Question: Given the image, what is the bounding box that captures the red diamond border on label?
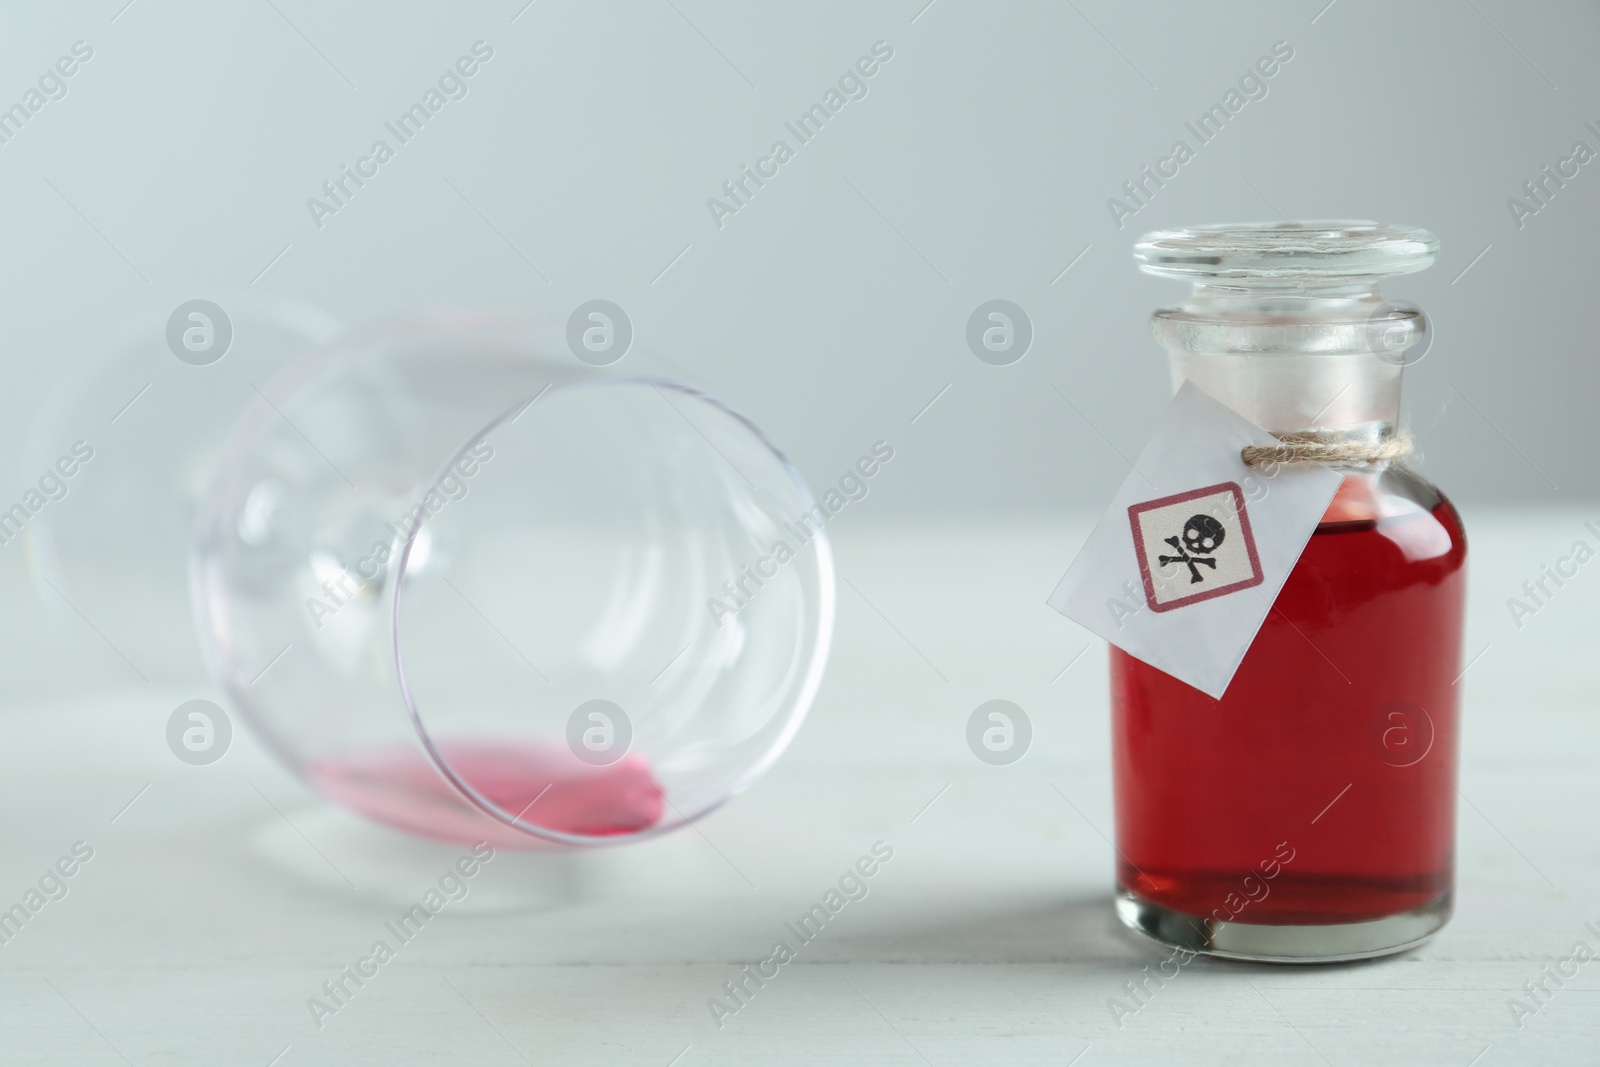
[1127,480,1265,613]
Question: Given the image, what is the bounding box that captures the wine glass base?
[1115,888,1452,963]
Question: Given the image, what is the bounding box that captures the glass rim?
[1135,220,1439,282]
[389,374,837,848]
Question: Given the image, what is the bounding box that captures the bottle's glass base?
[1115,888,1452,963]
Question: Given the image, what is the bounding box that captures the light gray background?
[8,0,1596,690]
[3,0,1595,520]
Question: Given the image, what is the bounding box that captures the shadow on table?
[245,802,591,913]
[822,892,1153,965]
[244,799,752,914]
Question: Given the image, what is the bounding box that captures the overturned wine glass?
[192,309,834,848]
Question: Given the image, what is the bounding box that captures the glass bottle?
[1113,222,1466,962]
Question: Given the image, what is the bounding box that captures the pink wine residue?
[310,739,665,848]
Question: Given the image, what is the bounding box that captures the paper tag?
[1047,382,1343,698]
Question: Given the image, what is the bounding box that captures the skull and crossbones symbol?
[1159,513,1226,584]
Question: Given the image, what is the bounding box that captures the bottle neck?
[1152,281,1413,439]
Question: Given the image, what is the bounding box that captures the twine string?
[1241,432,1412,468]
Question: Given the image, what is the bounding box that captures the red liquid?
[1111,470,1466,924]
[310,739,665,849]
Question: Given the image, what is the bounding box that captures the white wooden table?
[0,508,1594,1065]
